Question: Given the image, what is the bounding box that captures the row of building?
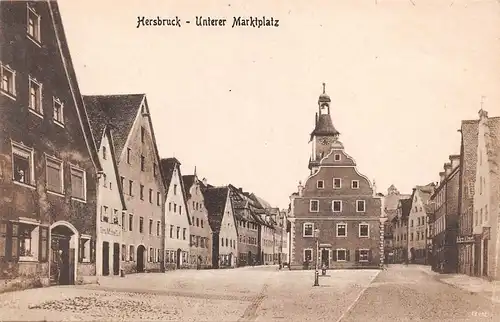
[384,108,500,280]
[0,1,288,292]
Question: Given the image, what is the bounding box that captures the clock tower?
[308,83,340,172]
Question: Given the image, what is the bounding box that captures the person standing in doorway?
[56,250,63,283]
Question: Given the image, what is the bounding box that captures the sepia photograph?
[0,0,499,321]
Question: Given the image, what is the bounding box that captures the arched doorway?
[50,222,78,285]
[176,249,182,269]
[136,245,146,272]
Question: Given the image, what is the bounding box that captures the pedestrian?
[197,255,202,270]
[56,250,63,283]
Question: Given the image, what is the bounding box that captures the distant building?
[430,157,460,273]
[183,172,212,269]
[203,187,238,268]
[392,198,411,263]
[408,183,435,265]
[383,185,410,264]
[0,1,101,290]
[161,158,191,270]
[289,85,383,270]
[472,110,500,279]
[457,119,478,276]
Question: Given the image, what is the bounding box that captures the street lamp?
[313,228,320,287]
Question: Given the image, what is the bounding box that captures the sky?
[57,0,500,209]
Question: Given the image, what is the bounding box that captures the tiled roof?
[310,114,340,140]
[182,175,196,199]
[160,157,191,225]
[83,94,144,157]
[415,183,436,213]
[400,198,412,219]
[202,187,229,233]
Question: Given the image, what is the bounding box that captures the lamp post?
[313,228,320,286]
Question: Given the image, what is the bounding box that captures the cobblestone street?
[0,265,499,321]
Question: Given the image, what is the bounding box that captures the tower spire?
[194,165,197,176]
[322,82,326,94]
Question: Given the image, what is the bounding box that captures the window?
[334,154,341,161]
[29,77,42,115]
[45,156,63,194]
[149,189,153,203]
[122,213,126,231]
[156,221,160,236]
[127,148,131,164]
[332,200,342,212]
[336,223,347,237]
[410,219,414,227]
[359,224,369,237]
[303,223,313,237]
[333,178,341,189]
[1,64,16,98]
[317,180,324,189]
[176,226,180,239]
[170,225,173,238]
[309,200,319,212]
[140,184,144,200]
[141,127,145,143]
[304,249,313,262]
[174,184,178,195]
[128,180,133,196]
[70,166,86,201]
[140,155,145,171]
[149,219,153,235]
[410,232,414,241]
[12,142,34,186]
[139,217,144,233]
[336,249,347,261]
[485,205,488,222]
[120,176,124,190]
[149,248,153,262]
[358,249,369,262]
[128,214,133,231]
[153,163,157,176]
[157,192,160,206]
[53,97,64,125]
[201,219,204,228]
[183,228,186,240]
[356,200,366,212]
[102,173,107,188]
[102,146,107,160]
[129,245,135,261]
[174,204,177,213]
[27,5,41,43]
[196,218,199,227]
[180,206,182,215]
[121,244,126,261]
[351,180,359,189]
[191,216,194,225]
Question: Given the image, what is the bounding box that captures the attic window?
[334,154,341,161]
[141,127,145,143]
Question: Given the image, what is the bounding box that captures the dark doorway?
[474,241,481,276]
[102,242,110,276]
[321,249,329,268]
[113,243,120,275]
[137,245,145,272]
[410,248,416,263]
[248,251,252,266]
[50,225,75,285]
[176,249,182,269]
[483,240,488,276]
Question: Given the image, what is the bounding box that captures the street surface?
[0,265,498,321]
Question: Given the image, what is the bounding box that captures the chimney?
[439,172,446,183]
[449,154,460,170]
[298,181,304,197]
[444,163,452,176]
[202,178,207,186]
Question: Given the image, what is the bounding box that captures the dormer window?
[334,154,341,161]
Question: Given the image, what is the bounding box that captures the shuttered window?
[70,167,85,200]
[46,158,63,193]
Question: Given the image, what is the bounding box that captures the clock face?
[319,137,330,145]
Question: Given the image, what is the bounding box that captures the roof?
[83,94,145,156]
[160,158,181,191]
[202,187,230,233]
[182,175,196,199]
[105,128,128,211]
[310,114,340,139]
[400,198,412,219]
[48,2,102,172]
[414,183,436,213]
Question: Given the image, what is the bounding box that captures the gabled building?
[392,198,411,263]
[472,110,500,279]
[85,107,127,277]
[430,157,460,273]
[203,187,238,268]
[161,158,191,270]
[0,1,102,290]
[383,185,410,264]
[228,185,260,267]
[407,183,435,265]
[84,94,165,274]
[289,85,383,270]
[457,119,479,276]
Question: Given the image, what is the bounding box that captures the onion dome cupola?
[309,83,340,142]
